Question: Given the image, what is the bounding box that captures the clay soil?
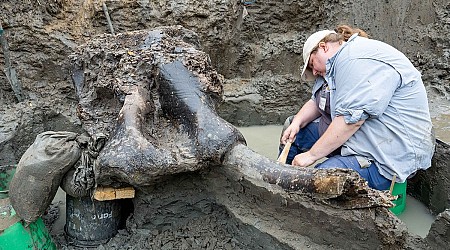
[2,1,450,249]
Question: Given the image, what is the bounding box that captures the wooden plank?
[93,186,135,201]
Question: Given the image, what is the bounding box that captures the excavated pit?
[1,1,450,249]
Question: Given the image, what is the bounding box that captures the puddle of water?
[238,125,282,161]
[237,125,436,238]
[397,196,435,238]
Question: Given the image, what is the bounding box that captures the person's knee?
[285,115,294,126]
[315,156,353,170]
[366,165,391,190]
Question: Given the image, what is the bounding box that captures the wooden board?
[93,186,135,201]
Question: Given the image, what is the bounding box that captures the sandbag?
[60,133,106,198]
[60,168,89,198]
[9,131,86,223]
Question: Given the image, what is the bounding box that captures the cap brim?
[300,55,316,82]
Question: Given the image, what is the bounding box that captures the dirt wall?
[1,1,450,249]
[1,0,449,131]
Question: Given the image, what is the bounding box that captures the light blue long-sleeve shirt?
[324,34,435,182]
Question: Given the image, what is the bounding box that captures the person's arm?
[281,99,321,144]
[292,116,364,167]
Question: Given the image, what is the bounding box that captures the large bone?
[223,144,392,208]
[96,61,245,186]
[95,85,177,186]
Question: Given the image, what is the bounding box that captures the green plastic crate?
[389,180,407,215]
[0,217,56,250]
[0,165,57,250]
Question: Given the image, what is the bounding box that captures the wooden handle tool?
[277,141,292,164]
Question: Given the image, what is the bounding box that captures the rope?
[71,134,106,196]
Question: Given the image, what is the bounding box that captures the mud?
[1,1,450,158]
[40,170,401,250]
[1,0,450,249]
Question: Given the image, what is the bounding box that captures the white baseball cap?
[301,30,336,81]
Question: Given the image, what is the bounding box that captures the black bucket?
[64,194,124,247]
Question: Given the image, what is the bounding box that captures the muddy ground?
[1,1,449,158]
[1,0,450,249]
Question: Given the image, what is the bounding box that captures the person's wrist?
[306,150,318,162]
[292,120,303,129]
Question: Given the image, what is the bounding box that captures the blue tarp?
[0,28,3,36]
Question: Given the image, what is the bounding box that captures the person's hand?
[281,124,299,144]
[292,152,316,167]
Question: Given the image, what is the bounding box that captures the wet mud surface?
[1,1,450,249]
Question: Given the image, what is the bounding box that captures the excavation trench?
[1,1,450,250]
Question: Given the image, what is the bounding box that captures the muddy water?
[237,125,436,238]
